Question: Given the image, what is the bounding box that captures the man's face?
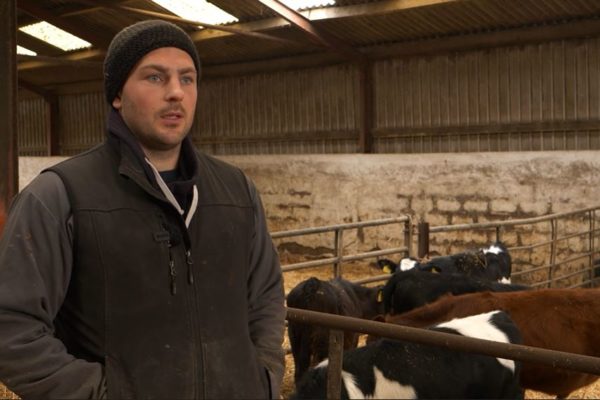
[112,47,198,154]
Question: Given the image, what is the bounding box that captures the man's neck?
[143,145,181,172]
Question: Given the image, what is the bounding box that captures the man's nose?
[165,79,184,101]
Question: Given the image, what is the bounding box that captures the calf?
[286,277,383,384]
[420,242,513,283]
[382,269,530,315]
[376,257,418,273]
[386,288,600,398]
[377,242,513,283]
[292,311,524,399]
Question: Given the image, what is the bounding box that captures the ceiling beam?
[17,0,112,49]
[194,0,457,42]
[80,1,309,48]
[257,0,366,64]
[18,78,55,99]
[300,0,457,20]
[17,30,64,56]
[17,48,104,71]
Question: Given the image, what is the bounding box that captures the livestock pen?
[276,204,600,398]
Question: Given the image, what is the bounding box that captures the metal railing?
[272,216,412,281]
[422,205,600,288]
[279,206,600,397]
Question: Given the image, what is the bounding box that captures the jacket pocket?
[202,333,268,399]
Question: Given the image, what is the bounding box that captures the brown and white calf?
[386,288,600,398]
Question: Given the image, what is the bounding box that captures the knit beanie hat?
[103,19,201,104]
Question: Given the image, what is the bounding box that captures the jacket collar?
[106,107,200,219]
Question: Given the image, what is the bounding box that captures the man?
[0,20,285,399]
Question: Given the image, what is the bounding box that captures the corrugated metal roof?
[14,0,600,91]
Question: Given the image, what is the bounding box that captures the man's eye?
[147,74,162,83]
[181,76,195,85]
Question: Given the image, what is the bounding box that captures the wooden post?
[0,0,18,234]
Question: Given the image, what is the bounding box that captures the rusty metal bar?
[429,206,600,233]
[326,329,344,399]
[333,228,343,277]
[404,218,413,257]
[589,210,595,286]
[352,273,393,285]
[516,252,597,276]
[280,246,408,272]
[548,218,558,288]
[272,216,409,238]
[0,0,18,235]
[286,307,600,376]
[506,229,600,252]
[417,221,429,258]
[281,257,339,272]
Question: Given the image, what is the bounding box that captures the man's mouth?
[162,111,183,120]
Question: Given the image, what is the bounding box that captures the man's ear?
[112,93,122,110]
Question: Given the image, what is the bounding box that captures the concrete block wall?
[19,151,600,285]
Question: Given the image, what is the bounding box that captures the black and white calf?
[291,311,524,399]
[419,242,513,283]
[286,277,384,384]
[376,257,418,274]
[379,242,513,283]
[382,268,530,315]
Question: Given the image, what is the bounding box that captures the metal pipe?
[286,307,600,376]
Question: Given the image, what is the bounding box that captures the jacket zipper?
[186,249,194,285]
[168,241,177,295]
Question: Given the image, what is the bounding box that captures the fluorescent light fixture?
[152,0,238,26]
[19,22,91,52]
[280,0,336,10]
[17,46,37,56]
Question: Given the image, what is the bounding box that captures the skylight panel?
[152,0,239,26]
[17,46,37,56]
[280,0,336,10]
[19,22,91,52]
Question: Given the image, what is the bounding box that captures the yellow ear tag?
[432,267,440,274]
[383,266,392,274]
[377,290,383,303]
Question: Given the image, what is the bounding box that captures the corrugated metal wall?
[17,98,47,156]
[373,37,600,152]
[16,36,600,156]
[193,65,360,154]
[59,92,108,156]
